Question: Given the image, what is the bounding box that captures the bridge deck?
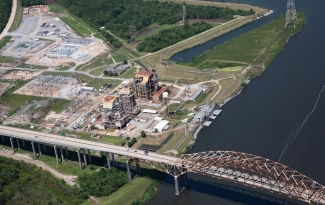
[0,125,178,164]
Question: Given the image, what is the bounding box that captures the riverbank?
[185,13,306,144]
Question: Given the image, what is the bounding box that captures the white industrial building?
[153,120,169,132]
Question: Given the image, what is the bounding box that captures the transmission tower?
[285,0,298,27]
[129,25,138,44]
[183,3,188,24]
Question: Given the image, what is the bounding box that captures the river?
[148,0,325,204]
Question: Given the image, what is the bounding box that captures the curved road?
[0,0,17,40]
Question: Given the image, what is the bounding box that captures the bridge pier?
[43,143,46,153]
[54,145,59,164]
[111,153,115,167]
[60,146,64,161]
[37,142,41,156]
[87,149,91,164]
[136,163,141,174]
[77,150,82,170]
[65,147,68,157]
[174,176,180,195]
[126,160,132,182]
[106,152,111,169]
[1,135,4,142]
[10,137,15,153]
[22,139,25,147]
[82,149,87,167]
[31,142,36,158]
[16,138,20,150]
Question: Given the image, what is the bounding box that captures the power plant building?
[102,96,128,129]
[132,70,159,100]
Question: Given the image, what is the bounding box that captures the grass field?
[78,57,114,71]
[120,67,137,78]
[186,12,306,69]
[0,56,17,63]
[8,0,22,32]
[100,135,124,146]
[112,54,129,63]
[158,129,186,154]
[219,66,244,72]
[89,67,106,76]
[60,16,92,37]
[0,36,11,48]
[19,63,48,69]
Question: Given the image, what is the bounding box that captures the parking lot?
[13,17,39,35]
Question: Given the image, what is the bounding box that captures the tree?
[113,72,118,76]
[108,71,113,76]
[121,141,126,146]
[103,70,109,75]
[141,131,146,138]
[90,125,95,130]
[123,60,128,64]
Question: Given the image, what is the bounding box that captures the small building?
[153,120,169,132]
[23,8,29,15]
[82,87,95,92]
[142,109,157,114]
[153,86,169,102]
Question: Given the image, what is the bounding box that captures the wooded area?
[0,157,88,204]
[78,168,128,197]
[138,22,212,52]
[0,0,12,34]
[21,0,46,7]
[55,0,255,40]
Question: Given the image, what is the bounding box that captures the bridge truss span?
[176,151,325,204]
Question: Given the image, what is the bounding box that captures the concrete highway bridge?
[1,125,325,204]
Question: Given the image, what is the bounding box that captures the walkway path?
[0,0,17,40]
[0,150,77,185]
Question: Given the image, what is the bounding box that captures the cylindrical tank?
[163,92,168,98]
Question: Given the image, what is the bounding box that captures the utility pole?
[183,3,188,24]
[285,0,298,27]
[129,25,138,44]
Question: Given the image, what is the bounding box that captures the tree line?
[78,168,128,197]
[0,156,88,204]
[55,0,255,41]
[138,22,212,52]
[21,0,46,7]
[0,0,12,34]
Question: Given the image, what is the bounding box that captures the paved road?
[0,125,178,164]
[0,0,17,39]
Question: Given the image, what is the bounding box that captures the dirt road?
[0,150,77,185]
[0,0,17,40]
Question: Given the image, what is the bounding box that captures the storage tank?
[163,92,168,99]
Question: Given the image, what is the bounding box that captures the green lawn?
[158,129,186,154]
[112,54,129,63]
[120,67,137,78]
[8,0,22,32]
[219,66,244,72]
[19,63,48,69]
[55,66,71,70]
[0,36,12,49]
[100,135,124,146]
[60,16,91,37]
[0,56,17,63]
[86,78,122,89]
[89,67,106,76]
[185,12,306,69]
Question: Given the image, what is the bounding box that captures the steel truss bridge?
[129,151,325,204]
[1,126,325,204]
